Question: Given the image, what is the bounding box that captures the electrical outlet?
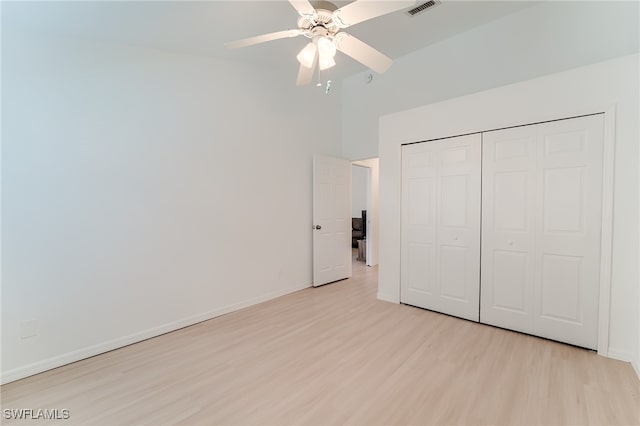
[20,319,39,339]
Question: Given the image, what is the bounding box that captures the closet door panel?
[401,134,481,322]
[534,115,603,349]
[402,146,438,300]
[436,136,482,320]
[481,127,537,334]
[482,114,603,349]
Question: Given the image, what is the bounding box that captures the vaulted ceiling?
[3,1,536,80]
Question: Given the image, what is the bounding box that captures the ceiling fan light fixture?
[297,42,317,68]
[317,36,337,70]
[318,53,336,70]
[317,36,337,58]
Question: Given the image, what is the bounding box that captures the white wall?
[342,1,639,160]
[1,32,342,383]
[353,159,379,267]
[351,165,368,218]
[378,54,639,373]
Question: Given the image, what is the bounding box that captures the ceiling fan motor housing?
[298,5,340,37]
[310,0,338,12]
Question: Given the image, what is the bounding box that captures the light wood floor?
[2,253,639,425]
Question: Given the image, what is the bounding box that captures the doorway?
[351,159,379,267]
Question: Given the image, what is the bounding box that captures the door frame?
[597,105,616,357]
[396,106,616,357]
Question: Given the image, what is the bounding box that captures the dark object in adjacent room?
[352,210,367,247]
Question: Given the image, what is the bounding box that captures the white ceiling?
[3,1,537,80]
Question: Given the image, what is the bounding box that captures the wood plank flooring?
[2,253,639,425]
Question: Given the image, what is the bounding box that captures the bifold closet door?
[401,134,481,322]
[481,114,604,349]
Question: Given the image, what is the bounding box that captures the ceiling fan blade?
[334,32,392,74]
[296,51,318,86]
[333,0,416,28]
[225,29,303,49]
[288,0,316,17]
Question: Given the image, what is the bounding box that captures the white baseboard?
[607,347,639,380]
[0,282,311,385]
[607,348,632,363]
[607,348,640,381]
[377,292,398,304]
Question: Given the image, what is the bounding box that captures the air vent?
[406,0,441,16]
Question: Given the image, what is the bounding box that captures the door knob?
[315,225,322,230]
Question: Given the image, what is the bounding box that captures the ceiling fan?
[226,0,416,85]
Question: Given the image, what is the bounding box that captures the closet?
[400,114,604,349]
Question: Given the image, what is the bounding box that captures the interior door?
[481,114,604,349]
[401,134,482,321]
[313,155,352,287]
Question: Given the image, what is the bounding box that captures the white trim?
[377,292,399,304]
[0,282,311,385]
[597,105,616,357]
[607,348,640,379]
[607,348,633,363]
[597,348,640,381]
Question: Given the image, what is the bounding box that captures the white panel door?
[401,134,481,321]
[313,155,352,287]
[481,114,604,349]
[481,126,537,335]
